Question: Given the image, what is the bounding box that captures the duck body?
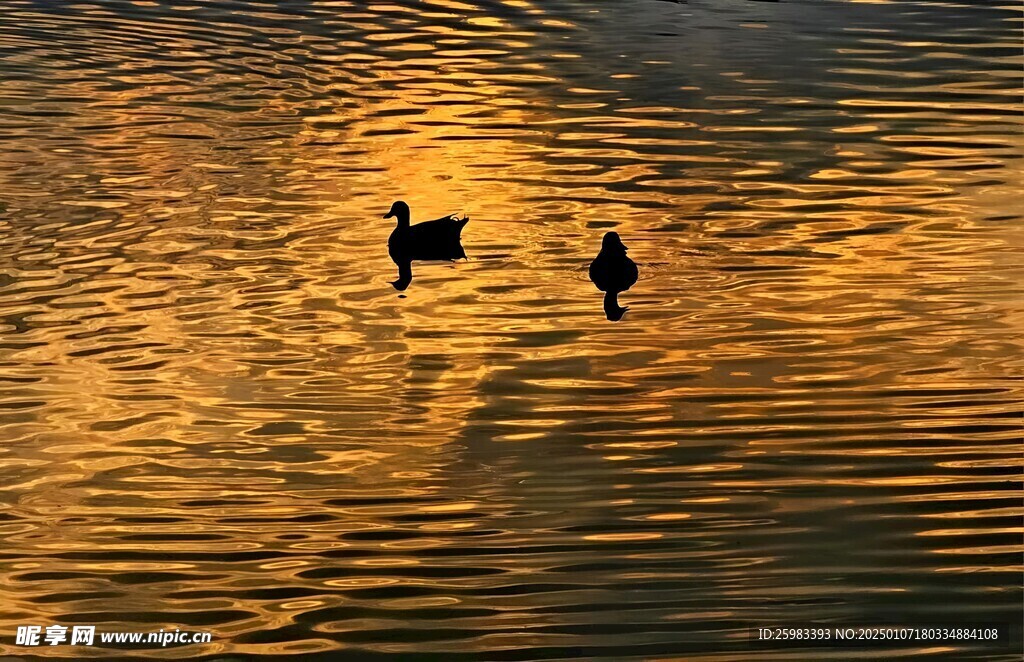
[589,232,638,294]
[384,201,468,290]
[388,213,469,263]
[589,231,638,321]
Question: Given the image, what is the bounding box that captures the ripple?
[0,0,1020,658]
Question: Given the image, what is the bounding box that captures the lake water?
[0,0,1021,659]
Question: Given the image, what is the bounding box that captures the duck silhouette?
[384,200,469,291]
[589,231,638,321]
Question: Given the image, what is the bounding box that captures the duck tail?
[453,215,469,241]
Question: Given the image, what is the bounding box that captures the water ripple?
[0,0,1021,658]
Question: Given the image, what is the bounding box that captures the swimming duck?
[589,231,638,321]
[384,201,468,290]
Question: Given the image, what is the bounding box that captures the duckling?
[589,231,638,321]
[384,201,469,290]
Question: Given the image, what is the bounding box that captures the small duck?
[589,231,638,321]
[384,200,469,291]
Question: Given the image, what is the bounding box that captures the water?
[0,0,1021,658]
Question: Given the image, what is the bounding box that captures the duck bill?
[383,210,394,219]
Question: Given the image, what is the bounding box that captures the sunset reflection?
[0,0,1021,658]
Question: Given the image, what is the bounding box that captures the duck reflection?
[384,201,469,291]
[589,232,638,321]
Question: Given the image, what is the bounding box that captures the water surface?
[0,0,1021,659]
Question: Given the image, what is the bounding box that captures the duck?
[589,231,638,321]
[384,201,469,291]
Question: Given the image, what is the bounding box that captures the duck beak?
[383,209,394,219]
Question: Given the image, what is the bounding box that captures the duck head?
[602,231,627,253]
[384,200,411,224]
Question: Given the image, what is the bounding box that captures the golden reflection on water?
[0,0,1022,658]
